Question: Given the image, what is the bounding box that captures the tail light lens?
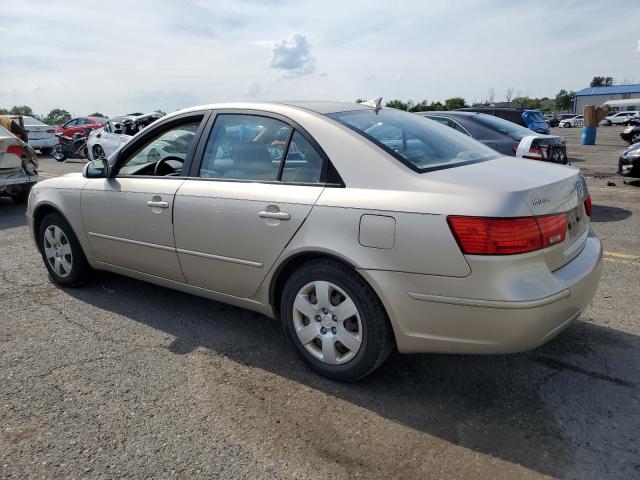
[448,213,568,255]
[46,129,54,134]
[522,142,547,161]
[584,194,592,216]
[7,145,24,157]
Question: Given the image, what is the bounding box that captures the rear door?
[173,111,328,297]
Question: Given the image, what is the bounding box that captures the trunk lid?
[425,157,589,270]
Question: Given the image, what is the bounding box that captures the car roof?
[417,111,482,118]
[169,101,375,119]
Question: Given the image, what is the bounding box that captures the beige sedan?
[27,101,603,380]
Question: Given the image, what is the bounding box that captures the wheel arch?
[32,202,73,251]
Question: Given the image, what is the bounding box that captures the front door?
[81,114,207,281]
[173,113,326,297]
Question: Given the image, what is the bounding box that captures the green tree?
[89,112,106,117]
[0,107,8,115]
[9,105,34,116]
[444,97,466,110]
[555,90,575,111]
[385,99,409,111]
[590,76,613,87]
[43,108,72,125]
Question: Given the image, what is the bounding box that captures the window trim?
[188,109,344,187]
[109,110,211,179]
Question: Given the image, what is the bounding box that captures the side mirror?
[83,158,109,178]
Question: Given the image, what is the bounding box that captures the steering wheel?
[153,156,184,176]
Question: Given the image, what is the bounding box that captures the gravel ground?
[1,126,638,479]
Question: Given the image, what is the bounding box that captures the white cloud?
[269,33,315,76]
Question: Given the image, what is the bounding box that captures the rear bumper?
[28,138,57,149]
[361,230,603,354]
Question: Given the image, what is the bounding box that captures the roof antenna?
[359,97,383,113]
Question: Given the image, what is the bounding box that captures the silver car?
[27,101,603,381]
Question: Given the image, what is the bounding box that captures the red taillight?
[47,129,54,134]
[7,145,24,157]
[522,143,546,161]
[447,213,567,255]
[512,145,518,154]
[584,194,592,216]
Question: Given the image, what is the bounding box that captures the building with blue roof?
[574,84,640,113]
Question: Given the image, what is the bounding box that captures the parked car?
[600,111,639,126]
[456,107,550,134]
[54,116,107,139]
[618,143,640,178]
[620,123,640,144]
[87,112,164,160]
[559,115,584,128]
[9,115,56,154]
[545,115,560,127]
[0,124,38,203]
[27,101,602,381]
[417,111,568,163]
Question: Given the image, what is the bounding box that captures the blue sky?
[0,0,638,117]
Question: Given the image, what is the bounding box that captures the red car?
[54,116,107,138]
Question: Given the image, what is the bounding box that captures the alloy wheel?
[292,281,363,365]
[43,225,73,278]
[632,133,640,144]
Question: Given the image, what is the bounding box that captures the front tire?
[93,144,106,160]
[52,144,67,162]
[631,132,640,144]
[39,147,52,155]
[37,212,91,286]
[280,259,394,381]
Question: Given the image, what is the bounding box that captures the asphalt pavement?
[1,126,638,479]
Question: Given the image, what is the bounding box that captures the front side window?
[65,119,78,127]
[329,109,498,172]
[117,120,201,176]
[199,114,292,181]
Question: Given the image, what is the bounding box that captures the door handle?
[258,211,291,220]
[147,200,169,209]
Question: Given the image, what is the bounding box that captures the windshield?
[469,113,533,139]
[327,108,498,172]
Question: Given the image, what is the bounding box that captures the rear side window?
[199,114,291,181]
[198,114,326,184]
[281,132,323,183]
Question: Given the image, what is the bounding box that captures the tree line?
[0,105,105,125]
[360,76,627,113]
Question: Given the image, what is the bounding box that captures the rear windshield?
[469,113,533,139]
[327,108,499,172]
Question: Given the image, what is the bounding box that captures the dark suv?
[456,107,550,134]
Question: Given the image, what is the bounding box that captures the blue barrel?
[581,126,597,145]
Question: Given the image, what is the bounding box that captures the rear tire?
[280,259,395,381]
[52,144,67,162]
[631,133,640,144]
[37,212,91,287]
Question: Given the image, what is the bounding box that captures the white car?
[11,115,57,154]
[601,111,638,126]
[87,112,164,160]
[0,124,38,203]
[559,115,584,128]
